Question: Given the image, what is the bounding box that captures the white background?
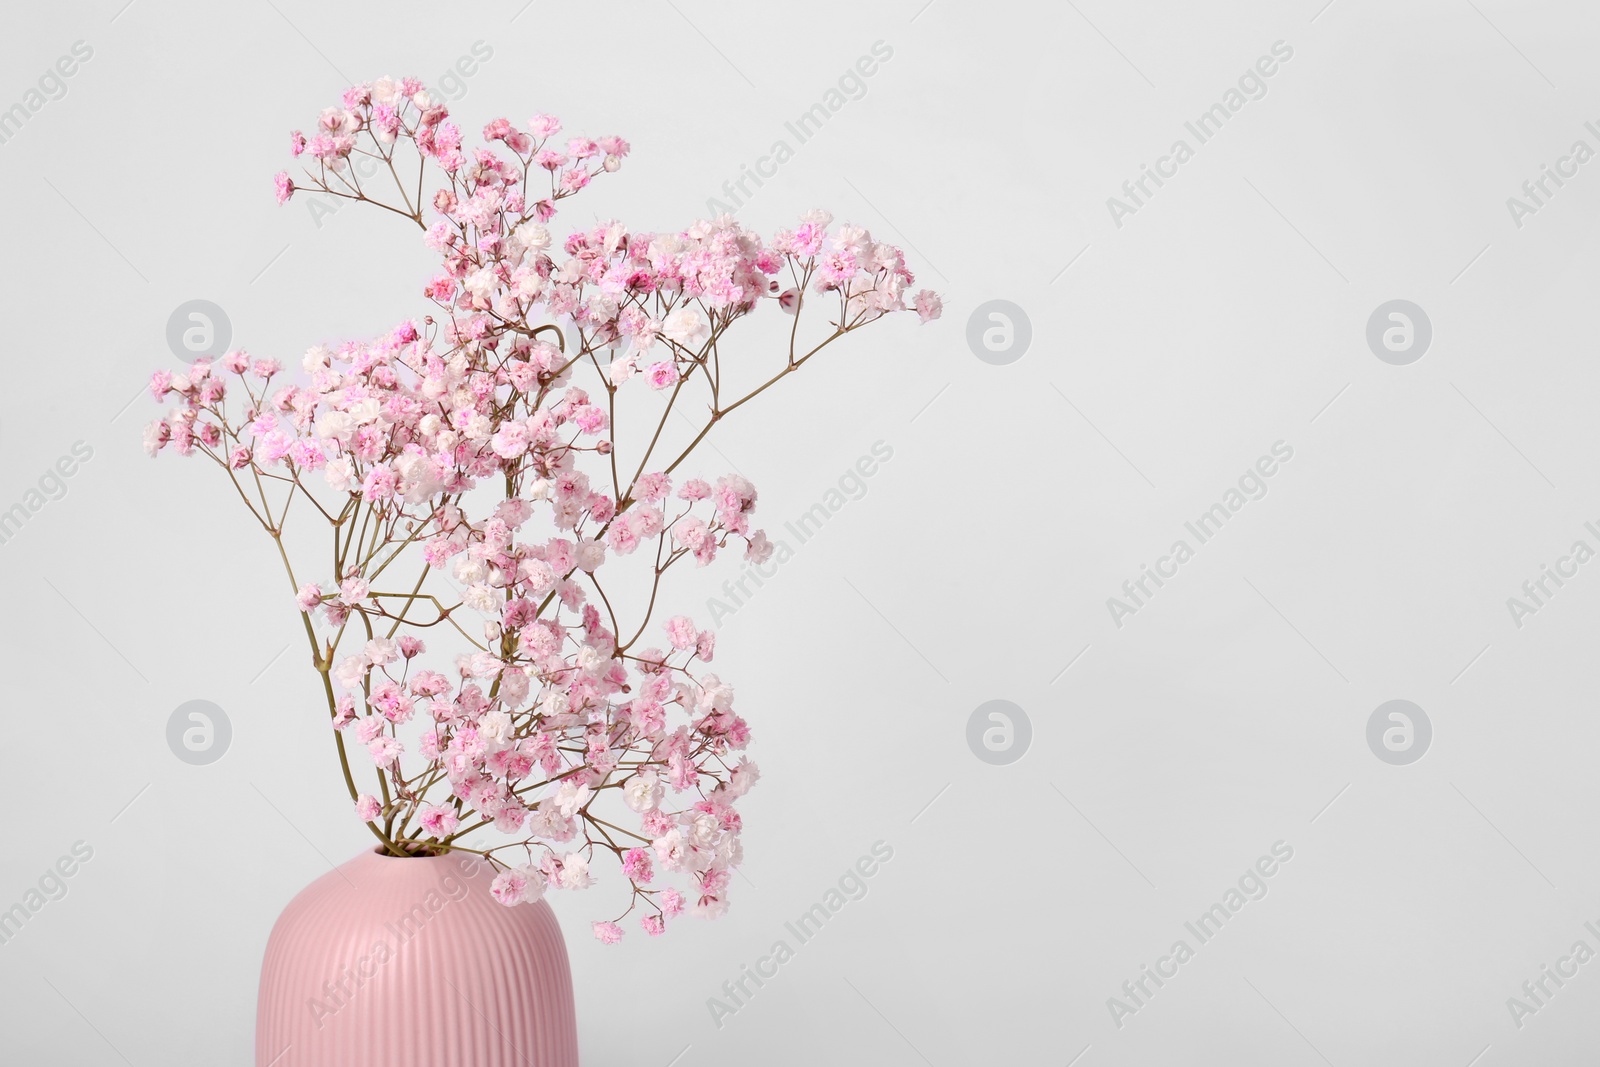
[3,0,1600,1064]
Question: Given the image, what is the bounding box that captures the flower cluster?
[147,78,939,941]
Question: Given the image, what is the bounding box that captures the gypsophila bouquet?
[145,76,940,943]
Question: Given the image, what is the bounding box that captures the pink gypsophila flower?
[491,866,546,906]
[644,362,679,390]
[622,847,653,883]
[416,805,459,838]
[665,615,697,650]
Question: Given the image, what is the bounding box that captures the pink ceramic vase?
[255,848,578,1066]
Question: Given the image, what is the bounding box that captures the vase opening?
[372,842,450,859]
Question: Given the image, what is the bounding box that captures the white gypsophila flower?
[480,709,514,744]
[574,539,606,572]
[662,308,709,347]
[553,781,591,817]
[316,411,355,443]
[333,655,368,690]
[347,398,382,425]
[462,582,497,613]
[559,853,593,889]
[624,773,663,813]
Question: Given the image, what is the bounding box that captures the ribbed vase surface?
[255,848,578,1066]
